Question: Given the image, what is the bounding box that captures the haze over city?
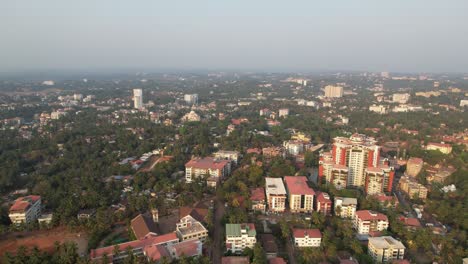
[1,0,468,73]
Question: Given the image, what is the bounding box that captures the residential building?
[250,188,266,213]
[176,207,208,242]
[283,176,315,213]
[133,89,143,109]
[9,195,41,224]
[37,213,53,225]
[181,110,201,122]
[315,192,332,216]
[278,108,289,117]
[398,176,428,200]
[292,228,322,247]
[283,140,306,156]
[265,177,287,213]
[131,214,159,240]
[166,239,202,259]
[214,150,240,165]
[365,166,395,195]
[324,85,344,98]
[392,93,410,104]
[354,210,389,235]
[334,197,358,219]
[406,157,423,177]
[368,236,405,263]
[369,105,388,114]
[225,223,257,253]
[260,234,278,258]
[185,157,231,185]
[426,142,452,154]
[262,147,283,158]
[319,134,390,190]
[184,94,199,105]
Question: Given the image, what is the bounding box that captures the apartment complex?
[213,150,240,165]
[184,94,198,105]
[133,89,143,109]
[368,236,406,263]
[9,195,42,224]
[319,134,394,193]
[185,157,231,186]
[283,176,315,213]
[334,197,358,218]
[324,85,344,98]
[265,177,287,213]
[315,192,332,216]
[225,223,257,253]
[354,210,389,235]
[292,228,322,247]
[399,176,428,200]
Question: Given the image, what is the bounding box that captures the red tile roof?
[222,256,250,264]
[179,207,208,223]
[250,188,265,201]
[144,244,170,261]
[131,214,158,240]
[9,195,41,213]
[284,176,315,195]
[316,192,331,203]
[171,240,200,258]
[90,232,178,260]
[293,228,322,239]
[355,210,388,221]
[185,157,230,170]
[399,217,421,227]
[407,157,423,165]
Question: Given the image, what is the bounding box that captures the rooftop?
[284,176,315,196]
[335,197,358,206]
[368,236,405,249]
[170,239,201,258]
[9,195,41,213]
[250,188,265,201]
[222,256,250,264]
[226,223,256,237]
[131,214,158,240]
[265,177,287,195]
[293,228,322,239]
[177,221,207,236]
[185,157,230,170]
[316,192,331,203]
[355,210,388,222]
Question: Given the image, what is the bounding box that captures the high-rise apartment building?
[319,134,394,194]
[324,85,343,98]
[368,236,405,263]
[184,94,199,105]
[283,176,315,213]
[133,89,143,109]
[265,177,287,213]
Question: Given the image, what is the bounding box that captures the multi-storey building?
[225,223,257,253]
[365,166,395,195]
[354,210,389,235]
[185,157,231,186]
[368,236,406,263]
[324,85,344,98]
[315,192,332,216]
[319,134,394,193]
[398,176,428,200]
[9,195,41,224]
[213,150,240,165]
[283,176,315,213]
[265,177,287,213]
[250,188,266,213]
[184,94,199,105]
[133,89,143,109]
[406,157,423,177]
[176,214,208,242]
[334,197,358,218]
[292,229,322,247]
[283,140,305,156]
[278,108,289,117]
[426,142,452,154]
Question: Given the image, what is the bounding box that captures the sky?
[1,0,468,73]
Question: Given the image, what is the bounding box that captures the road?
[286,236,297,264]
[211,195,225,264]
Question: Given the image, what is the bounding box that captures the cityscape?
[0,1,467,264]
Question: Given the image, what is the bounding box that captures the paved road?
[211,196,225,264]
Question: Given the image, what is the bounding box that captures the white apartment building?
[133,89,143,109]
[225,223,257,253]
[369,105,388,114]
[292,229,322,247]
[185,157,231,184]
[368,236,406,263]
[354,210,389,235]
[324,85,344,98]
[265,177,287,213]
[176,215,208,242]
[184,94,199,105]
[213,150,240,165]
[9,195,42,224]
[334,197,358,219]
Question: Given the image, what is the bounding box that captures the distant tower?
[133,89,143,109]
[151,209,159,223]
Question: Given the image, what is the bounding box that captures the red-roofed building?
[250,188,266,213]
[399,216,421,231]
[9,195,41,224]
[185,157,231,187]
[90,232,179,263]
[222,256,250,264]
[315,192,332,215]
[375,194,399,209]
[167,239,202,259]
[246,148,261,155]
[292,228,322,247]
[354,210,389,235]
[284,176,315,213]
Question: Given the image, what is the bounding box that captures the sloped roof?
[131,214,158,240]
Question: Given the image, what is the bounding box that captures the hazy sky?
[1,0,467,73]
